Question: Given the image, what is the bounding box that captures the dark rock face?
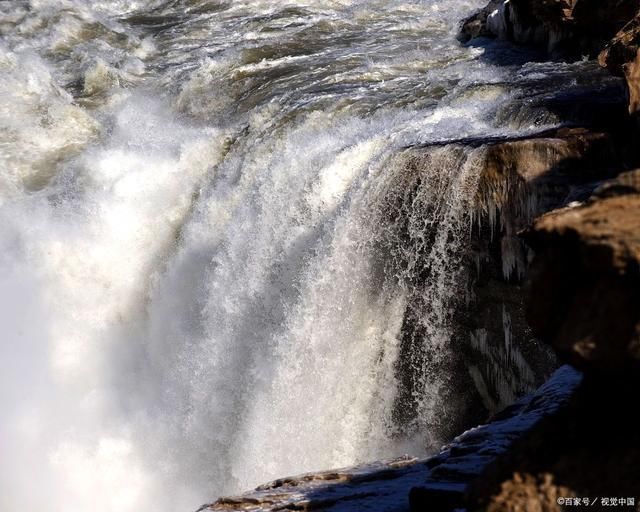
[467,373,640,511]
[520,0,639,37]
[461,0,640,58]
[458,0,506,42]
[459,125,637,408]
[525,178,640,372]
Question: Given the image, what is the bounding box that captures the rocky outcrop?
[466,373,640,510]
[476,127,624,239]
[599,13,640,113]
[457,121,638,406]
[462,171,640,511]
[457,0,506,42]
[460,0,639,58]
[525,175,640,372]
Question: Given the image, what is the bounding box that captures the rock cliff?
[462,172,640,511]
[442,2,640,510]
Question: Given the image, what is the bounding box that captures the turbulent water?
[0,1,601,510]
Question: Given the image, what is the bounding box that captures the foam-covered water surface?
[0,1,602,510]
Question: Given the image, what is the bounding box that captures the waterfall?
[0,0,590,510]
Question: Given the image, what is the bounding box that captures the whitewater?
[0,1,594,510]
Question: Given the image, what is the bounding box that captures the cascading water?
[0,1,601,510]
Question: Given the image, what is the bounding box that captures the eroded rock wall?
[464,172,640,511]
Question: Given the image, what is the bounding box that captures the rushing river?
[0,1,604,510]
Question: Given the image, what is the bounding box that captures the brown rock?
[599,14,640,113]
[593,168,640,197]
[528,0,639,34]
[486,472,574,512]
[525,179,640,372]
[478,128,617,208]
[624,49,640,112]
[475,128,622,280]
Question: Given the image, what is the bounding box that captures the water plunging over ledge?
[0,1,613,510]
